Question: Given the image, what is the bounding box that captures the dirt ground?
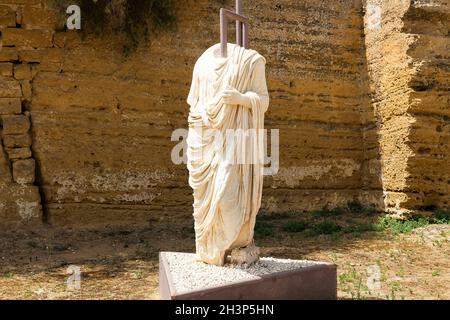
[0,213,448,300]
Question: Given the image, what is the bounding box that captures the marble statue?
[186,41,269,265]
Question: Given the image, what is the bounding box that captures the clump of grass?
[338,266,370,299]
[432,270,440,277]
[312,206,345,218]
[313,201,377,217]
[283,221,308,232]
[284,220,379,237]
[376,212,450,235]
[181,226,194,239]
[259,211,293,221]
[346,200,377,214]
[254,221,274,237]
[434,209,450,223]
[377,217,428,234]
[262,201,382,237]
[341,223,380,234]
[307,221,342,236]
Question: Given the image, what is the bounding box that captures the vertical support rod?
[243,20,249,48]
[220,8,227,57]
[236,0,242,46]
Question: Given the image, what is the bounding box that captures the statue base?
[159,252,337,300]
[230,243,260,265]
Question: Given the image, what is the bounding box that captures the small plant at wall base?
[51,0,177,57]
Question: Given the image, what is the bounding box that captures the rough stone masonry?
[0,0,448,228]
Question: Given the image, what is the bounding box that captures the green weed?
[376,213,450,235]
[283,221,308,233]
[254,221,274,237]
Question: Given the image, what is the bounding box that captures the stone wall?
[404,0,450,212]
[244,0,381,214]
[364,0,450,215]
[0,0,447,228]
[0,0,42,227]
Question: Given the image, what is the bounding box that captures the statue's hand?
[221,85,251,107]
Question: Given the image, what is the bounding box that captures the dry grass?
[0,213,448,300]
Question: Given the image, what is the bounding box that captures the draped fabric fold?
[186,43,269,265]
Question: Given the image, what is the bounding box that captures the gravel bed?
[164,252,324,293]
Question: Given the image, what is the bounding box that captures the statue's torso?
[190,44,230,115]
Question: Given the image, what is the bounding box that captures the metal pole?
[236,0,242,46]
[243,20,248,49]
[220,8,227,57]
[220,6,248,57]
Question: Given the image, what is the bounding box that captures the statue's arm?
[243,58,269,111]
[220,58,269,111]
[187,61,199,107]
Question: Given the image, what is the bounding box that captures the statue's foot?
[230,243,260,266]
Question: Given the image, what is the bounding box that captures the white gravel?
[164,252,324,293]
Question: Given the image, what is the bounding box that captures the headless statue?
[186,4,269,266]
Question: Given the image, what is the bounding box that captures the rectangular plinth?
[159,252,337,300]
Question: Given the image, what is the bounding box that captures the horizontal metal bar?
[220,8,249,57]
[220,8,248,23]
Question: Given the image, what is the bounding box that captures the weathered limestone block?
[0,47,19,62]
[12,158,35,184]
[0,184,42,226]
[0,5,15,27]
[0,98,21,114]
[1,114,30,134]
[0,77,22,97]
[364,0,450,213]
[0,0,40,4]
[383,191,410,216]
[30,64,39,79]
[18,48,63,64]
[0,141,12,183]
[20,80,32,100]
[53,32,66,48]
[2,28,53,48]
[410,91,450,117]
[15,6,22,25]
[14,199,41,222]
[14,64,32,80]
[21,6,58,29]
[6,147,31,160]
[0,63,13,77]
[230,244,260,266]
[408,35,450,60]
[3,133,31,148]
[1,182,39,201]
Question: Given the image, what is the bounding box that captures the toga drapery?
[186,43,269,265]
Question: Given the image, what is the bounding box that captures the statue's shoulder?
[244,48,266,66]
[200,43,221,58]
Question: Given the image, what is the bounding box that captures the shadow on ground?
[0,211,448,300]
